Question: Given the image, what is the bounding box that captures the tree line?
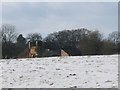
[0,24,120,58]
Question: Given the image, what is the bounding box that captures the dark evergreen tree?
[17,34,26,44]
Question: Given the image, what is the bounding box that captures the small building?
[17,41,41,58]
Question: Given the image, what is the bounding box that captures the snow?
[0,55,118,88]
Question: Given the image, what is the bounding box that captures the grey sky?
[2,2,118,38]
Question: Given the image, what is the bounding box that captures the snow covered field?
[0,55,118,88]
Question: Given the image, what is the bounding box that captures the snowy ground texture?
[0,55,118,88]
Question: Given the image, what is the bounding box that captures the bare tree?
[26,33,42,42]
[108,31,120,45]
[0,24,17,43]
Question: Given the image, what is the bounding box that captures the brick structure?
[61,49,69,56]
[29,46,37,58]
[28,41,38,58]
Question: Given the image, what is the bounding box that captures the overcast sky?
[2,2,118,38]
